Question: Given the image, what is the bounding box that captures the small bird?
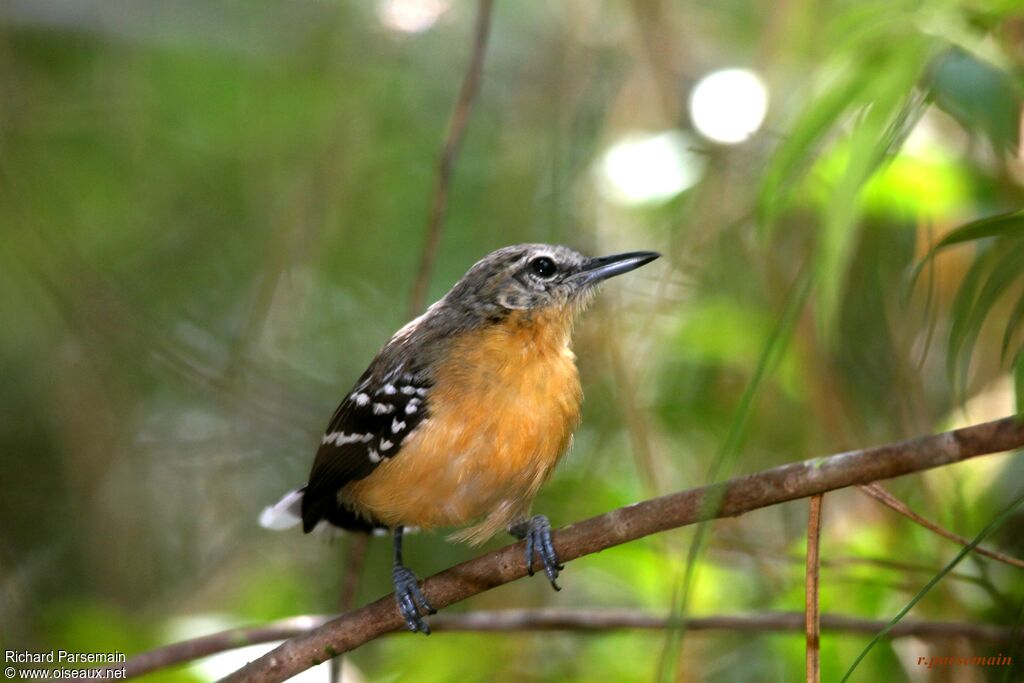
[261,243,659,633]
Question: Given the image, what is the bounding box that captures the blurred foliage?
[2,1,1024,681]
[912,210,1024,410]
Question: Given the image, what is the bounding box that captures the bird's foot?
[511,514,563,591]
[392,563,435,634]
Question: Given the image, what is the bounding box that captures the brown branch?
[211,416,1024,683]
[858,482,1024,569]
[805,495,823,683]
[406,0,494,317]
[92,608,1017,680]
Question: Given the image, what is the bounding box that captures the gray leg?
[509,514,563,591]
[392,526,435,634]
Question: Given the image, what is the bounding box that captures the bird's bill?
[576,251,661,285]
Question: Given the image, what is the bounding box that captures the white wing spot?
[415,388,428,397]
[382,384,397,395]
[373,402,394,415]
[352,392,370,406]
[400,385,416,395]
[405,403,418,414]
[368,448,382,463]
[391,418,406,433]
[322,432,368,446]
[379,439,394,451]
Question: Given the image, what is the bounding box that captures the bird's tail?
[260,487,388,539]
[259,487,305,530]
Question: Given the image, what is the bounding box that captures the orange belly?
[343,309,582,544]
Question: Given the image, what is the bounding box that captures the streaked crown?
[444,243,659,315]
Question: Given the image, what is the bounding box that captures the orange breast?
[343,308,582,544]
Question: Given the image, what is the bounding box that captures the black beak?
[577,251,661,285]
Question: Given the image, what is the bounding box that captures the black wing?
[301,368,431,532]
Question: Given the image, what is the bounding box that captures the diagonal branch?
[98,609,1017,680]
[857,482,1024,569]
[406,0,495,317]
[210,416,1024,683]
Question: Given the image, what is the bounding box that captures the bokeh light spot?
[689,68,769,144]
[597,130,704,206]
[377,0,450,34]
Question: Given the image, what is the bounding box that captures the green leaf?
[932,211,1024,251]
[948,242,1024,398]
[945,246,1000,399]
[1015,350,1024,417]
[1001,288,1024,363]
[757,67,871,236]
[815,41,933,339]
[909,212,1024,296]
[908,213,1024,400]
[931,47,1023,152]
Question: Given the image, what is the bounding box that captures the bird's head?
[445,243,660,320]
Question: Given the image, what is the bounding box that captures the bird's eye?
[529,256,557,278]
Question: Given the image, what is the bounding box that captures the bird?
[261,243,660,633]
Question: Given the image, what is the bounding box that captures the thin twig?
[406,0,495,317]
[204,416,1024,683]
[337,8,493,668]
[857,482,1024,569]
[712,541,995,589]
[330,11,496,667]
[805,495,824,683]
[430,610,1014,640]
[330,535,371,683]
[336,535,370,613]
[89,609,1017,680]
[108,616,332,681]
[336,5,494,674]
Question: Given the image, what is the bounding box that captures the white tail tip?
[259,487,304,530]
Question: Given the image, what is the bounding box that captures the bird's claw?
[392,564,435,634]
[522,514,563,591]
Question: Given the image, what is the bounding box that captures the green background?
[2,1,1024,681]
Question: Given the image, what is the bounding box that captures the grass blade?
[656,265,813,683]
[1014,349,1024,416]
[999,288,1024,364]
